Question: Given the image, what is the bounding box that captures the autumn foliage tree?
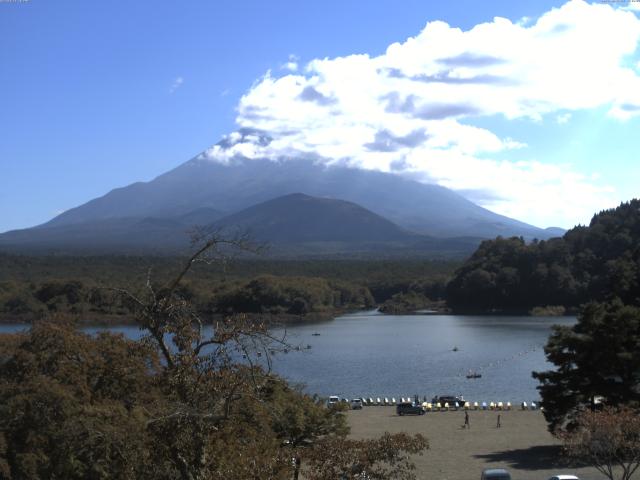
[0,319,160,479]
[562,406,640,480]
[305,432,428,480]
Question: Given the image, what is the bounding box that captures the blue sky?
[1,0,639,233]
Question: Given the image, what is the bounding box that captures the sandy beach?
[346,407,605,480]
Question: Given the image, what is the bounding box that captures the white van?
[327,395,340,407]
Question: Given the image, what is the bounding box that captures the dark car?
[396,402,425,416]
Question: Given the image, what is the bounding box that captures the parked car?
[548,476,579,480]
[350,398,363,409]
[396,402,425,415]
[327,395,340,407]
[481,468,511,480]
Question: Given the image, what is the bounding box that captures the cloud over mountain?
[199,0,640,228]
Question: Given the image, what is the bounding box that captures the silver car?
[481,468,511,480]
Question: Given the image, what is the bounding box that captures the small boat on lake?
[466,370,482,379]
[452,346,459,352]
[312,332,321,336]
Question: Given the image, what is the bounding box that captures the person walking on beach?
[464,411,470,429]
[496,414,501,428]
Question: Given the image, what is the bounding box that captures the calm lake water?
[1,311,575,403]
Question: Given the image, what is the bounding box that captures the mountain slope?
[0,217,189,254]
[42,156,552,240]
[0,193,483,257]
[214,193,415,243]
[0,207,224,254]
[210,193,482,257]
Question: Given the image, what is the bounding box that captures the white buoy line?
[333,397,541,411]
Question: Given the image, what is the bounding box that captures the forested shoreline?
[0,255,456,323]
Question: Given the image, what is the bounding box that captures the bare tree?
[112,231,289,480]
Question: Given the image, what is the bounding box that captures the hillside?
[446,199,640,312]
[214,193,414,243]
[0,209,224,255]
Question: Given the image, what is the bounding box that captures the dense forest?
[447,200,640,312]
[0,255,457,322]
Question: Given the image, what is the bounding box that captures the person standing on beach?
[497,414,501,428]
[464,411,470,429]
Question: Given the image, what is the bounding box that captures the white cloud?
[622,2,640,12]
[201,0,640,228]
[518,16,532,26]
[281,54,299,72]
[169,76,184,94]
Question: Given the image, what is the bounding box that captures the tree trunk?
[293,456,301,480]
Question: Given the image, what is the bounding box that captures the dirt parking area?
[347,407,606,480]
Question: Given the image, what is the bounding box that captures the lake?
[0,311,574,404]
